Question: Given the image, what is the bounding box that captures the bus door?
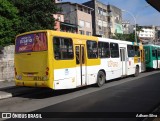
[75,45,86,86]
[120,48,127,76]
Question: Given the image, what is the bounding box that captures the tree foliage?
[11,0,60,33]
[111,33,135,42]
[111,33,141,43]
[0,0,60,46]
[0,0,20,46]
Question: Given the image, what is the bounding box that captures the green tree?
[112,33,141,42]
[11,0,60,33]
[0,0,20,46]
[111,33,135,42]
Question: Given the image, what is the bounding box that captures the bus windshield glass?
[15,32,47,53]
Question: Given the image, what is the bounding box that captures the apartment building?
[109,5,123,35]
[156,26,160,40]
[122,21,134,34]
[138,26,156,43]
[56,2,93,36]
[53,13,79,33]
[83,0,123,38]
[53,13,64,31]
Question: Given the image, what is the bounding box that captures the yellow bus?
[14,30,145,89]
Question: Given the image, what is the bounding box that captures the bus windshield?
[15,32,47,53]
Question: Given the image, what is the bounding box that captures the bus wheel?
[134,66,139,77]
[96,71,106,87]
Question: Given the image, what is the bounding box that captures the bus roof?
[98,37,142,46]
[16,30,142,46]
[16,30,98,41]
[144,44,160,48]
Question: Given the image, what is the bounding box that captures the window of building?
[85,22,91,28]
[98,7,103,15]
[88,9,91,14]
[78,6,83,11]
[58,15,61,21]
[103,21,107,27]
[98,20,102,25]
[86,31,91,36]
[98,26,102,30]
[84,8,88,13]
[87,40,98,59]
[79,20,84,27]
[53,37,73,60]
[99,31,103,35]
[98,42,110,58]
[110,43,119,58]
[103,9,107,16]
[79,30,84,35]
[127,45,135,57]
[115,16,119,22]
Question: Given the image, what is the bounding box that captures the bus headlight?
[43,76,48,81]
[16,75,22,80]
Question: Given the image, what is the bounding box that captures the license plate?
[28,73,34,77]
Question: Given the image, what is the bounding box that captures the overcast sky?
[62,0,160,26]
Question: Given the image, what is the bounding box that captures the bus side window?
[54,38,60,59]
[53,37,74,60]
[127,45,135,57]
[158,50,160,57]
[98,41,110,58]
[152,49,156,57]
[110,43,119,58]
[87,40,98,59]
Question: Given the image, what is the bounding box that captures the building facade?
[53,13,78,33]
[109,5,123,35]
[53,13,64,31]
[122,21,134,34]
[83,0,122,38]
[83,0,123,38]
[56,2,93,36]
[138,26,156,44]
[155,26,160,43]
[83,0,111,37]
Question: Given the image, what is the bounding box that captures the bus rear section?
[14,32,52,88]
[144,45,160,69]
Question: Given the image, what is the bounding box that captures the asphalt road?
[3,71,160,121]
[33,72,160,121]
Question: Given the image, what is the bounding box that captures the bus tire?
[134,66,139,77]
[96,71,106,87]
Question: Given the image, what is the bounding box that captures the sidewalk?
[0,80,15,99]
[0,80,41,100]
[0,80,15,89]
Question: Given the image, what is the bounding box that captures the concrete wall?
[0,45,14,81]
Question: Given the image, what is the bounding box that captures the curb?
[0,87,41,100]
[0,92,12,99]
